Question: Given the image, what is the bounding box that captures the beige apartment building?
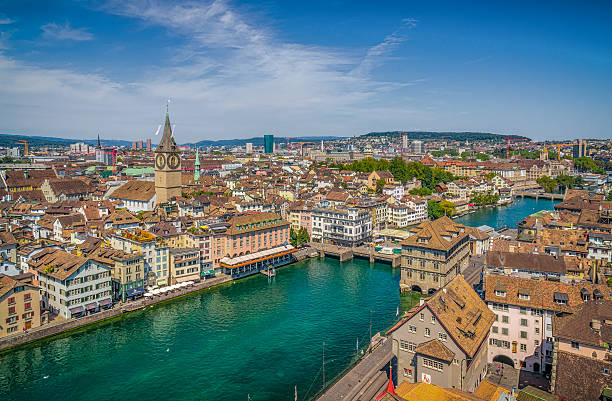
[400,216,471,294]
[388,276,495,393]
[0,274,41,337]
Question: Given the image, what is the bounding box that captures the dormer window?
[518,292,530,300]
[495,290,506,297]
[554,292,569,305]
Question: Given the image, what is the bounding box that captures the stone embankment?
[0,275,232,352]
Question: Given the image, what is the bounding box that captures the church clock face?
[167,153,180,170]
[155,153,166,169]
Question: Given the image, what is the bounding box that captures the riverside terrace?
[218,244,298,279]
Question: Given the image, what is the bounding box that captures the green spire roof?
[194,148,201,181]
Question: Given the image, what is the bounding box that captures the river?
[1,258,401,401]
[0,198,556,400]
[453,197,556,230]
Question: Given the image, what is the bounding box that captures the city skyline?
[0,0,611,141]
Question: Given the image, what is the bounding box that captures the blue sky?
[0,0,610,142]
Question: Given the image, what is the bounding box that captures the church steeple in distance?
[157,105,178,153]
[97,133,101,149]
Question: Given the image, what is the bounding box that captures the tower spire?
[97,133,101,149]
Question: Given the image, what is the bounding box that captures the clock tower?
[154,109,182,204]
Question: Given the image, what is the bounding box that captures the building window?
[520,331,528,339]
[502,315,509,324]
[409,325,416,333]
[520,307,527,315]
[494,290,506,297]
[438,332,447,341]
[423,358,443,372]
[420,313,424,321]
[425,328,431,337]
[520,344,527,352]
[520,319,528,327]
[403,368,413,377]
[400,340,410,351]
[571,341,580,349]
[502,328,508,336]
[431,316,436,324]
[492,326,498,334]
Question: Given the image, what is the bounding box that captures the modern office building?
[412,140,424,154]
[264,135,274,154]
[572,139,587,158]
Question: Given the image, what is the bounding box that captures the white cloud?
[0,1,423,141]
[0,17,15,25]
[41,22,94,41]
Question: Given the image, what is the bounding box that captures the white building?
[311,203,372,247]
[29,249,112,318]
[107,180,156,212]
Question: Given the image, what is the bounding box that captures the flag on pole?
[396,306,399,316]
[295,385,297,401]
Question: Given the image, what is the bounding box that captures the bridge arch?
[492,355,514,368]
[411,285,423,294]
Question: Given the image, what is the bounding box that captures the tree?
[439,200,456,217]
[574,157,605,174]
[375,179,386,194]
[537,176,557,193]
[290,227,309,247]
[607,191,612,202]
[409,187,432,196]
[556,174,581,191]
[427,200,444,219]
[475,153,490,161]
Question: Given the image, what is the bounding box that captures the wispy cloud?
[41,22,94,41]
[351,18,417,77]
[0,1,422,140]
[0,16,15,25]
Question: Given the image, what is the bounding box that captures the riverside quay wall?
[0,275,232,352]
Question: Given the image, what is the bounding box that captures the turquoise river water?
[0,198,556,401]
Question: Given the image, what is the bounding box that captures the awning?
[176,274,199,283]
[132,288,145,296]
[70,306,84,314]
[98,299,112,307]
[86,303,97,310]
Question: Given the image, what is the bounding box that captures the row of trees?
[470,191,500,206]
[331,157,455,190]
[536,175,584,193]
[573,157,606,174]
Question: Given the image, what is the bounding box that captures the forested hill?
[362,131,530,141]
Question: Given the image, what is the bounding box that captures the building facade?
[400,217,470,294]
[154,110,182,204]
[311,206,372,247]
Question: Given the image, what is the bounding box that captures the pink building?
[484,273,610,374]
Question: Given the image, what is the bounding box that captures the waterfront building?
[483,273,611,375]
[184,227,214,277]
[155,110,182,204]
[550,300,612,401]
[169,247,201,283]
[153,245,170,286]
[311,205,372,247]
[399,217,470,294]
[288,202,313,236]
[89,247,145,302]
[0,274,41,336]
[29,249,112,318]
[388,276,494,393]
[109,231,156,284]
[403,195,427,223]
[107,180,156,212]
[211,212,290,268]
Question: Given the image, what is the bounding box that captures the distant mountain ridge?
[362,131,530,141]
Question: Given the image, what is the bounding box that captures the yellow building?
[0,275,41,336]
